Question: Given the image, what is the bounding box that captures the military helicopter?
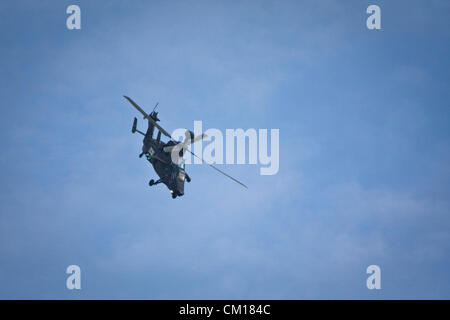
[124,96,247,198]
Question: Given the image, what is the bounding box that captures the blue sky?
[0,0,449,299]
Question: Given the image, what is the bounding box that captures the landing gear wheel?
[171,193,177,199]
[149,179,155,186]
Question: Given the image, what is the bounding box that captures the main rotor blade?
[191,133,208,144]
[164,132,208,153]
[123,95,148,118]
[182,131,208,146]
[187,150,248,189]
[123,95,173,139]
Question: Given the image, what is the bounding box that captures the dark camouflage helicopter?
[124,96,247,198]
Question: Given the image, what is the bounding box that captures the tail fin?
[132,117,137,133]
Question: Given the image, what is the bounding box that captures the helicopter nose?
[176,180,184,196]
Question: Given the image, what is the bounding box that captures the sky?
[0,0,449,299]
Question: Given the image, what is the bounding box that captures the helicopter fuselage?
[141,116,187,198]
[124,95,245,198]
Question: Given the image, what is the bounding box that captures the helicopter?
[124,96,247,198]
